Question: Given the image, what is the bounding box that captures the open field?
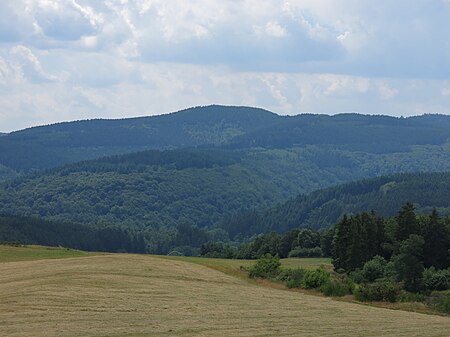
[0,248,449,337]
[0,244,94,263]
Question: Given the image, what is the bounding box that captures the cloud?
[10,45,59,82]
[0,0,449,131]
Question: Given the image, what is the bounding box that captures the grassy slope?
[0,244,94,263]
[1,246,449,337]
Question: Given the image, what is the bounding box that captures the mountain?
[1,106,450,253]
[1,105,450,173]
[228,113,450,153]
[222,172,450,237]
[0,105,278,172]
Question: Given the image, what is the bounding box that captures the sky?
[0,0,450,132]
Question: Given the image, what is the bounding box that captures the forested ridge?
[1,105,450,173]
[2,170,450,254]
[1,106,450,254]
[0,105,278,172]
[223,172,450,237]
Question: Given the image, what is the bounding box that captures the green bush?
[361,256,387,283]
[320,278,354,297]
[433,292,450,314]
[354,279,400,302]
[349,268,365,284]
[288,246,323,258]
[302,268,330,289]
[277,268,305,288]
[423,267,450,291]
[397,291,426,303]
[248,254,281,279]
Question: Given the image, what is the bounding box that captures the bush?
[248,254,281,279]
[433,292,450,314]
[320,278,354,297]
[288,246,323,258]
[354,279,400,302]
[280,268,306,288]
[350,268,365,284]
[397,291,426,303]
[302,268,330,289]
[361,256,387,283]
[423,267,450,291]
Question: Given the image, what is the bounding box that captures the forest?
[1,106,450,255]
[1,105,449,174]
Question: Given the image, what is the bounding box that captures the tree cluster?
[332,204,450,293]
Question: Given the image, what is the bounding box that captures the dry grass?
[1,253,449,337]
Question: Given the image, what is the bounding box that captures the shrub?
[288,247,323,258]
[361,256,387,283]
[354,279,400,302]
[248,254,281,279]
[383,261,397,280]
[277,268,305,287]
[350,268,365,284]
[302,268,330,289]
[423,267,450,291]
[434,292,450,314]
[397,291,426,303]
[320,278,354,297]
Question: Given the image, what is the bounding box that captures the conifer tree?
[395,203,419,242]
[422,209,450,269]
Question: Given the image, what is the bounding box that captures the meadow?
[0,245,449,337]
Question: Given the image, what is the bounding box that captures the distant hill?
[1,106,450,173]
[0,105,278,171]
[1,106,450,253]
[222,172,450,237]
[229,113,450,153]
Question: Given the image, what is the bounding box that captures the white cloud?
[265,21,288,37]
[377,82,399,100]
[0,0,449,131]
[10,45,58,82]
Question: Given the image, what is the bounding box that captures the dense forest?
[2,171,450,255]
[0,105,278,172]
[1,106,450,254]
[0,215,146,253]
[223,172,450,237]
[1,105,450,174]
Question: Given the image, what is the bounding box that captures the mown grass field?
[0,245,449,337]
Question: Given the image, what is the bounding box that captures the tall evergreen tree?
[395,203,419,243]
[332,215,352,271]
[422,209,450,269]
[393,234,425,292]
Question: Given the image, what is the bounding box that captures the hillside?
[223,172,450,237]
[0,105,278,172]
[1,144,450,254]
[229,113,450,153]
[1,249,448,336]
[1,106,450,174]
